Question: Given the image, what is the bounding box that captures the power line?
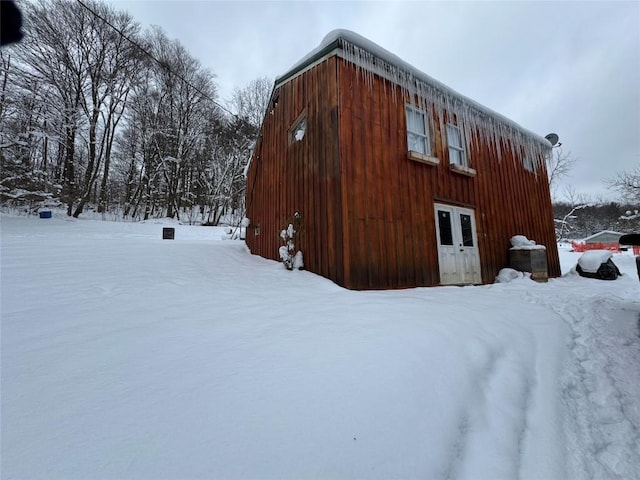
[75,0,241,120]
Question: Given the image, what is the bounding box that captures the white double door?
[434,203,482,285]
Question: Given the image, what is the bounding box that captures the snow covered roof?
[276,29,552,159]
[582,230,623,242]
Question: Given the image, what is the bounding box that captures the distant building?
[245,30,560,289]
[584,231,624,244]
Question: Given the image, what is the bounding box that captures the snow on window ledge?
[449,163,477,177]
[408,150,439,166]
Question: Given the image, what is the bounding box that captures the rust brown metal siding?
[245,57,344,285]
[246,57,560,290]
[336,60,560,288]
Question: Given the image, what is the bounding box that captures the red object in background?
[570,241,640,255]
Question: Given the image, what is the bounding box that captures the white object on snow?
[510,235,546,250]
[495,268,525,283]
[577,250,613,274]
[511,235,536,247]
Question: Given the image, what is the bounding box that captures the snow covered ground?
[2,213,639,479]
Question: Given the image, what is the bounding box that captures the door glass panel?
[460,213,474,246]
[438,210,453,245]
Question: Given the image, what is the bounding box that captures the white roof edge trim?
[274,52,337,91]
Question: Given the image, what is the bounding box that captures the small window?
[405,104,430,155]
[446,123,467,167]
[290,115,306,144]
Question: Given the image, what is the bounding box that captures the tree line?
[3,0,638,233]
[0,0,271,224]
[552,201,640,240]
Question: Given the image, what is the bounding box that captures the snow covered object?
[245,29,560,289]
[509,235,548,282]
[576,250,621,280]
[509,235,546,250]
[495,268,525,283]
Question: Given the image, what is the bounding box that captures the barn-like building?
[245,30,561,290]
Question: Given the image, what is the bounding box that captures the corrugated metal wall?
[246,56,561,290]
[245,57,344,285]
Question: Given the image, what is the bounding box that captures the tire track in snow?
[444,346,504,480]
[445,414,470,480]
[528,285,640,480]
[588,297,640,477]
[443,344,503,480]
[444,335,535,480]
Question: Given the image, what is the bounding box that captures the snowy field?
[1,213,639,480]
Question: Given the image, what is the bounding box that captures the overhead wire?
[75,0,241,121]
[76,0,267,229]
[5,0,265,225]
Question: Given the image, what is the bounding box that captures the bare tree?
[228,76,273,128]
[15,0,142,217]
[608,166,640,203]
[118,27,218,220]
[2,1,260,223]
[547,147,576,198]
[196,115,256,225]
[555,203,591,241]
[71,2,142,217]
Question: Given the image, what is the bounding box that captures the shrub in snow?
[576,250,621,280]
[279,212,303,270]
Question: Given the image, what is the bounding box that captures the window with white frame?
[446,123,467,167]
[405,105,430,155]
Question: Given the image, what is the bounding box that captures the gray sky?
[111,0,639,202]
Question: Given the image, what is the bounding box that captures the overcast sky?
[111,0,639,202]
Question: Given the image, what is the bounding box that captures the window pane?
[409,133,426,154]
[447,123,468,166]
[408,108,425,135]
[414,112,426,135]
[449,148,461,165]
[447,124,462,148]
[438,210,453,246]
[406,105,430,155]
[460,214,474,246]
[406,109,415,130]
